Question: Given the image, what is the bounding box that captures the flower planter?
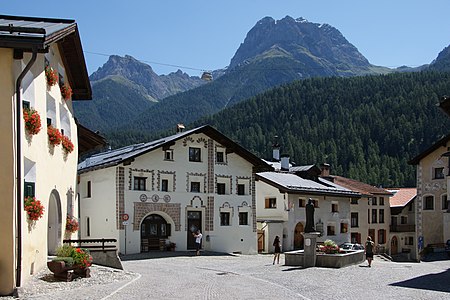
[47,260,90,281]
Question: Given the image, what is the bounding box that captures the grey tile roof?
[257,171,360,197]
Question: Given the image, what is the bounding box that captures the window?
[351,212,359,228]
[86,217,90,237]
[190,182,200,193]
[237,184,245,195]
[368,209,371,224]
[331,202,338,213]
[311,199,319,208]
[24,181,35,197]
[220,212,230,226]
[371,209,377,223]
[405,237,414,245]
[161,179,169,192]
[434,167,444,179]
[189,147,201,162]
[299,199,306,207]
[351,198,358,205]
[424,196,434,210]
[327,225,335,236]
[217,183,226,195]
[87,181,91,197]
[371,197,377,205]
[340,223,348,233]
[401,216,407,224]
[164,150,173,161]
[442,195,448,210]
[378,229,386,244]
[265,198,277,208]
[379,209,384,223]
[239,212,248,225]
[216,151,224,163]
[134,177,146,191]
[379,197,385,206]
[22,100,30,109]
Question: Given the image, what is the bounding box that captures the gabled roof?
[409,133,450,165]
[257,172,360,198]
[76,121,107,156]
[78,125,272,173]
[0,15,91,100]
[322,175,393,197]
[387,188,417,208]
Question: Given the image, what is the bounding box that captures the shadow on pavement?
[120,251,237,261]
[390,268,450,293]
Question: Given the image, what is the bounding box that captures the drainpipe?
[15,48,38,287]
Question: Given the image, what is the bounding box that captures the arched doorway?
[140,214,171,252]
[391,236,398,255]
[47,190,62,255]
[294,222,304,250]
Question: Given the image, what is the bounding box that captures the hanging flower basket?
[45,66,58,86]
[61,135,74,154]
[66,215,79,233]
[24,196,45,221]
[23,107,42,135]
[60,84,72,100]
[47,125,62,146]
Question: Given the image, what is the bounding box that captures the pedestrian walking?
[365,236,374,267]
[273,236,281,264]
[193,230,203,256]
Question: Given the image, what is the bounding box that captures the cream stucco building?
[0,15,91,296]
[77,125,271,255]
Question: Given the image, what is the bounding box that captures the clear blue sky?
[3,1,450,76]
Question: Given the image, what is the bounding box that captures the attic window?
[164,149,173,161]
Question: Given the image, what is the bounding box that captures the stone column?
[302,232,320,268]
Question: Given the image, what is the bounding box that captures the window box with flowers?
[48,245,93,281]
[23,107,42,135]
[45,66,58,87]
[47,125,62,146]
[61,135,74,154]
[24,196,44,221]
[60,84,72,101]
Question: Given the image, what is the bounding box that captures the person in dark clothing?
[273,236,281,265]
[365,236,374,267]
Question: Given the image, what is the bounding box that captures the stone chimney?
[320,163,331,177]
[272,135,280,161]
[281,155,290,171]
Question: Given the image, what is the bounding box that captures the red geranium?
[24,196,44,221]
[23,107,42,135]
[60,84,72,100]
[61,135,74,154]
[66,215,79,233]
[45,66,58,86]
[47,125,62,146]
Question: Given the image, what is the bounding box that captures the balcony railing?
[390,224,415,232]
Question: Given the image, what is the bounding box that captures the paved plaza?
[10,252,450,299]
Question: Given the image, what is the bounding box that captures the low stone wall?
[90,250,123,270]
[285,250,365,268]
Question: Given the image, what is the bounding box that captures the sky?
[2,1,450,76]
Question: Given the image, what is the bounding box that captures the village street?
[12,252,450,299]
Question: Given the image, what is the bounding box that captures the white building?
[0,15,91,295]
[256,166,360,253]
[77,125,271,255]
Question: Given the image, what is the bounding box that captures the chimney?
[272,135,280,161]
[281,154,290,171]
[176,123,185,133]
[320,163,331,177]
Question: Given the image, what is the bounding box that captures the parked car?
[339,243,365,252]
[445,240,450,257]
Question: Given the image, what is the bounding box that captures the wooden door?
[294,222,304,249]
[187,211,202,250]
[391,236,398,255]
[257,230,265,253]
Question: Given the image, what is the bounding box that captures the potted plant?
[319,239,340,254]
[47,125,62,146]
[23,107,42,135]
[61,135,74,154]
[24,196,45,221]
[48,245,92,281]
[60,83,72,100]
[65,215,79,233]
[45,66,58,86]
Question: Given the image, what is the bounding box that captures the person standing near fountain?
[273,236,281,264]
